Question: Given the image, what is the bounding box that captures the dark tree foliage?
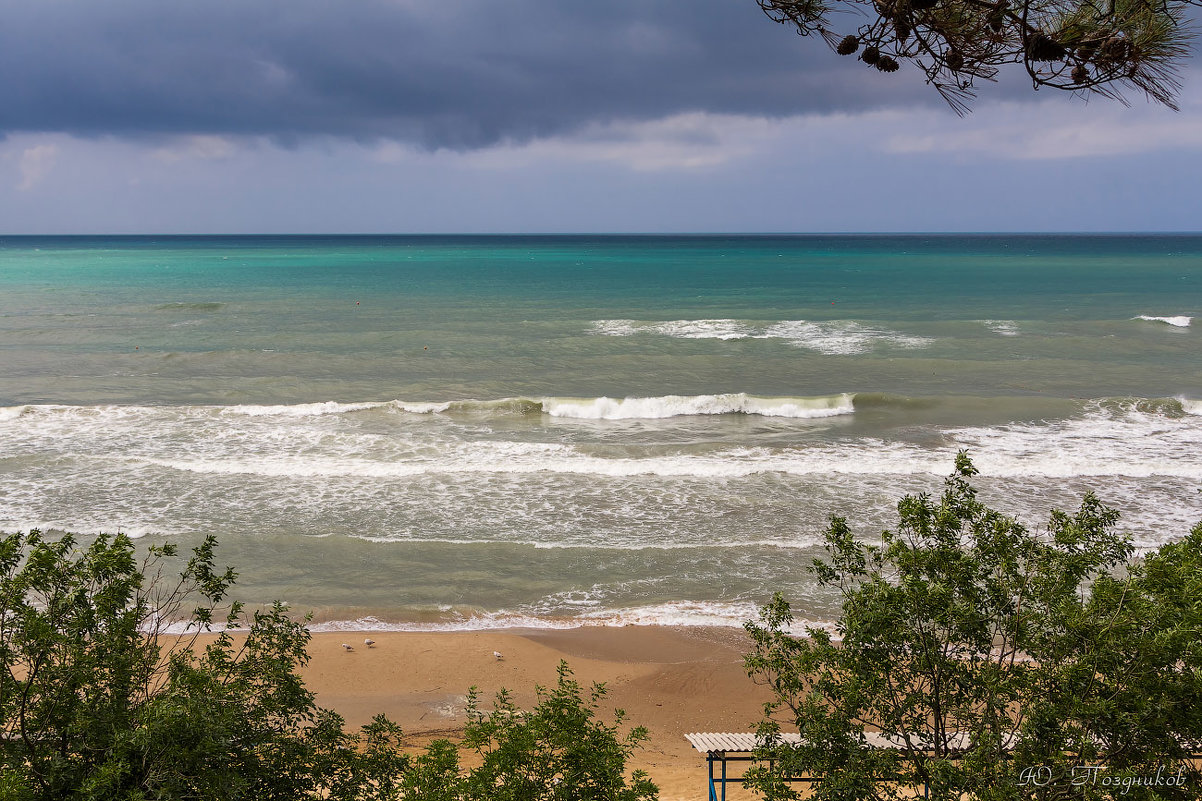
[757,0,1197,113]
[0,531,659,801]
[1018,520,1202,799]
[0,531,408,801]
[745,454,1202,801]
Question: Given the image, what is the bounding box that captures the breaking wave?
[1134,315,1192,327]
[301,602,833,633]
[397,393,854,420]
[982,320,1020,336]
[540,393,854,420]
[590,318,933,354]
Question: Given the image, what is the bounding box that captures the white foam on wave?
[303,603,836,634]
[579,601,770,628]
[650,319,756,340]
[948,398,1202,479]
[591,318,753,339]
[0,406,29,423]
[392,401,454,414]
[9,396,1202,490]
[221,401,386,417]
[542,393,854,420]
[589,318,934,353]
[130,398,1202,481]
[0,517,161,539]
[1134,315,1192,327]
[308,612,576,633]
[139,439,944,480]
[153,607,835,636]
[389,394,854,421]
[982,320,1020,337]
[347,534,826,551]
[762,320,933,354]
[590,319,640,337]
[145,620,241,635]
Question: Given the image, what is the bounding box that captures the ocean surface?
[1,234,1199,630]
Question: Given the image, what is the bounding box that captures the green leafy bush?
[0,531,408,801]
[745,454,1202,801]
[0,532,658,801]
[460,661,657,801]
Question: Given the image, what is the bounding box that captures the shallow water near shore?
[1,234,1200,629]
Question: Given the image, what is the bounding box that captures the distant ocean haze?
[0,234,1199,630]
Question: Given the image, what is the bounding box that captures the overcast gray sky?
[2,0,1199,233]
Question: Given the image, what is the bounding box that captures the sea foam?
[8,397,1201,482]
[762,320,933,354]
[650,319,756,340]
[982,320,1020,336]
[541,393,854,420]
[1134,315,1192,327]
[589,318,934,353]
[590,318,754,339]
[221,401,386,417]
[301,602,834,633]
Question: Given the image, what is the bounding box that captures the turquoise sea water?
[1,235,1199,629]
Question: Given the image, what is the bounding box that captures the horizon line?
[4,231,1202,238]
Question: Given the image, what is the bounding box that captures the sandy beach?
[300,626,773,801]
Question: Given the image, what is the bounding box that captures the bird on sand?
[493,651,504,660]
[341,643,354,651]
[364,638,376,648]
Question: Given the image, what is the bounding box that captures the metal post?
[708,755,717,801]
[722,756,728,801]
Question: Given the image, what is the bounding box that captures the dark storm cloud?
[0,0,942,149]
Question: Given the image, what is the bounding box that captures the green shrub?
[745,454,1202,801]
[0,531,657,801]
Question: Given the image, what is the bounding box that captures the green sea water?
[1,235,1199,629]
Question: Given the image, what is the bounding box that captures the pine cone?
[894,20,911,41]
[987,0,1008,32]
[862,45,881,64]
[1098,36,1130,63]
[946,49,964,71]
[1071,64,1089,83]
[911,0,938,9]
[1027,33,1067,62]
[837,35,860,55]
[876,55,901,72]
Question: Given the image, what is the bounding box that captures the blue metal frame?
[703,751,818,800]
[705,755,727,801]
